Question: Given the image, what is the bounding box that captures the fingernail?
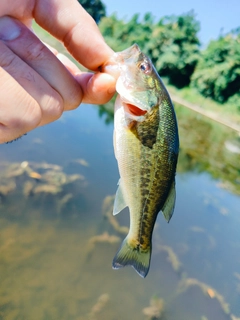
[0,16,21,41]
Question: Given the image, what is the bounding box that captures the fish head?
[103,44,161,121]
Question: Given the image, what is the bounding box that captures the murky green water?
[0,103,240,320]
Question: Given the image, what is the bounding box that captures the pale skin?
[0,0,116,143]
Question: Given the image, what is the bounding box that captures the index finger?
[34,0,114,71]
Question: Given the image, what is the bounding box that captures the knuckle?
[4,93,42,130]
[0,48,19,71]
[64,83,82,110]
[9,102,41,131]
[0,98,41,144]
[44,94,64,121]
[24,41,47,61]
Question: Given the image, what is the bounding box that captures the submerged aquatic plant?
[178,277,230,315]
[102,195,129,235]
[157,244,182,272]
[142,296,165,320]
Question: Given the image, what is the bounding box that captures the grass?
[164,79,240,127]
[32,22,65,52]
[32,22,84,69]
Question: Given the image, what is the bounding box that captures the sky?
[103,0,240,46]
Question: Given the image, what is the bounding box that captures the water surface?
[0,103,240,320]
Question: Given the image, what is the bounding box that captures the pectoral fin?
[162,181,176,223]
[113,180,128,215]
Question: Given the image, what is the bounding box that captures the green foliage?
[99,9,239,109]
[147,12,200,87]
[191,31,240,103]
[78,0,106,23]
[99,11,200,88]
[99,13,152,51]
[227,92,240,111]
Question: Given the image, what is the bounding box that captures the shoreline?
[170,93,240,133]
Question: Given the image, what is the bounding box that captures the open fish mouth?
[116,77,150,119]
[122,101,147,117]
[101,64,148,117]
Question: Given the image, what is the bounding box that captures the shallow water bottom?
[0,105,240,320]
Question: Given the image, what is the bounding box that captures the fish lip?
[102,61,149,118]
[100,52,122,79]
[114,44,141,62]
[116,78,150,114]
[102,45,150,117]
[121,97,144,111]
[100,44,141,81]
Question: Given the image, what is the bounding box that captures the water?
[0,103,240,320]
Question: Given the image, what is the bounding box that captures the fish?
[104,44,179,278]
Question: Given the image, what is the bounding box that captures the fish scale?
[138,104,177,249]
[105,44,179,278]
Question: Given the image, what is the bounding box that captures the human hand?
[0,0,116,143]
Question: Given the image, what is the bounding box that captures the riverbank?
[170,93,240,133]
[33,24,240,133]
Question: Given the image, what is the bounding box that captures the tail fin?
[112,237,151,278]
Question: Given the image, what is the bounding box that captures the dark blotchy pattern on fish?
[131,98,178,251]
[130,105,159,149]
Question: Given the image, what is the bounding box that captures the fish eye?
[139,61,151,74]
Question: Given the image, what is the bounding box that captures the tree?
[191,30,240,103]
[78,0,106,24]
[99,11,201,88]
[145,11,200,87]
[99,13,153,51]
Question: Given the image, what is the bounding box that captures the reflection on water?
[0,104,240,320]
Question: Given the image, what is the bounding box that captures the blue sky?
[103,0,240,46]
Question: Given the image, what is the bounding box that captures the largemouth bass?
[104,44,179,278]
